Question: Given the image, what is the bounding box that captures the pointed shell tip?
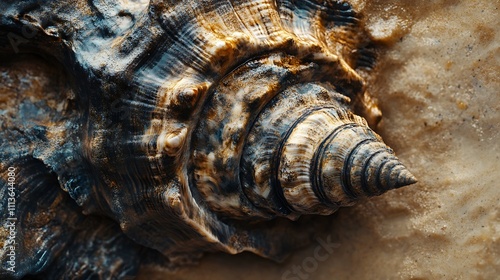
[396,168,417,188]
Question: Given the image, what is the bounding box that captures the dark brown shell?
[0,0,415,278]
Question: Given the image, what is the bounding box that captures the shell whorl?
[188,52,416,219]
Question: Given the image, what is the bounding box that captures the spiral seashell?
[0,0,416,278]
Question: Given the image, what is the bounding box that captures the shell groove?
[0,0,416,278]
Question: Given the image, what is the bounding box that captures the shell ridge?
[375,157,391,193]
[360,149,385,196]
[310,121,357,207]
[340,136,376,200]
[273,106,338,213]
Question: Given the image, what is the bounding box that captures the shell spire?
[302,114,417,212]
[246,97,417,216]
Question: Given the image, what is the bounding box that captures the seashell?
[0,0,416,278]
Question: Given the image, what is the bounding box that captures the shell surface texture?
[0,0,416,278]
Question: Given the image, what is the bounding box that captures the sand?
[139,0,500,279]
